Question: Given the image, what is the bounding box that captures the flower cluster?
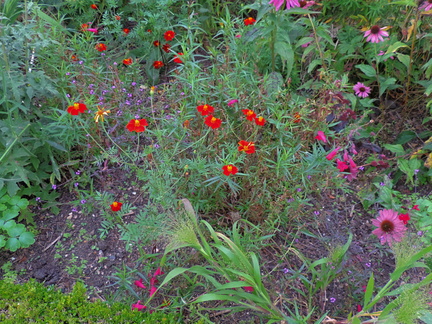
[132,267,165,311]
[242,109,266,126]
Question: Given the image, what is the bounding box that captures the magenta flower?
[326,147,341,161]
[419,0,432,11]
[269,0,286,11]
[131,300,146,311]
[134,278,146,289]
[315,131,327,143]
[345,156,359,181]
[336,159,349,172]
[86,28,98,34]
[153,267,165,276]
[149,286,158,297]
[353,82,371,98]
[364,25,389,43]
[372,209,407,246]
[285,0,300,9]
[227,99,239,106]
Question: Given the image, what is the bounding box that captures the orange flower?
[71,54,78,61]
[293,113,301,123]
[204,115,222,129]
[162,43,171,53]
[254,116,266,126]
[123,58,133,65]
[222,164,238,176]
[242,109,256,121]
[126,119,148,132]
[115,15,121,20]
[110,202,122,211]
[90,4,98,10]
[164,30,175,41]
[153,61,164,69]
[67,103,87,115]
[123,28,130,35]
[94,106,110,123]
[81,23,89,32]
[173,53,183,63]
[196,104,214,116]
[238,140,255,154]
[244,17,256,26]
[95,43,107,52]
[147,29,152,33]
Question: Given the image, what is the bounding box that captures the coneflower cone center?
[381,220,395,232]
[370,25,381,35]
[359,87,366,92]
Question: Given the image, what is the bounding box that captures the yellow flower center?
[227,165,232,172]
[113,202,118,207]
[74,103,79,109]
[211,117,217,123]
[247,110,253,116]
[135,120,141,127]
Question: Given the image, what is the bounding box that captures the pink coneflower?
[286,0,300,9]
[268,0,285,11]
[364,25,389,43]
[353,82,371,98]
[372,209,407,246]
[419,0,432,11]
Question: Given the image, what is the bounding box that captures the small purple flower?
[35,197,41,202]
[283,268,290,274]
[414,169,420,174]
[112,86,116,89]
[329,297,336,303]
[131,82,136,86]
[79,60,83,65]
[125,100,131,105]
[89,90,95,95]
[113,62,118,65]
[135,114,140,119]
[52,184,57,190]
[359,166,365,170]
[296,188,302,192]
[101,53,105,56]
[127,93,133,97]
[314,211,320,215]
[72,80,76,84]
[153,144,160,149]
[80,199,86,204]
[307,175,312,179]
[75,170,81,175]
[417,231,424,236]
[365,262,371,268]
[66,94,71,98]
[66,72,70,76]
[72,207,78,212]
[379,182,385,186]
[74,182,79,187]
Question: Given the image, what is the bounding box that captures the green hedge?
[0,279,180,323]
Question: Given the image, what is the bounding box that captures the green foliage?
[0,188,35,252]
[0,279,179,323]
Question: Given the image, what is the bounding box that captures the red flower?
[244,17,256,26]
[315,130,327,143]
[326,147,341,161]
[134,278,146,289]
[123,28,130,35]
[254,116,266,126]
[238,140,255,154]
[196,104,214,116]
[204,115,222,129]
[412,205,420,211]
[164,30,175,41]
[293,112,301,123]
[153,40,160,47]
[110,201,123,211]
[173,53,183,63]
[81,23,89,31]
[147,29,152,33]
[398,213,410,225]
[336,159,349,172]
[126,119,148,132]
[95,43,107,52]
[153,61,164,69]
[153,267,165,276]
[357,305,363,312]
[123,58,133,65]
[243,286,254,292]
[67,103,87,115]
[115,15,121,20]
[71,54,78,62]
[222,164,238,176]
[90,4,98,9]
[242,109,256,121]
[149,286,157,297]
[131,300,146,311]
[162,43,171,53]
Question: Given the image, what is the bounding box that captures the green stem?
[0,124,30,163]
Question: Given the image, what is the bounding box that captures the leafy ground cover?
[1,0,432,323]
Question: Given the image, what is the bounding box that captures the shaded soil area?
[0,166,431,322]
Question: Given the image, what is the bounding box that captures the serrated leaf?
[355,64,376,77]
[7,223,25,237]
[394,131,417,144]
[383,144,405,156]
[2,208,19,221]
